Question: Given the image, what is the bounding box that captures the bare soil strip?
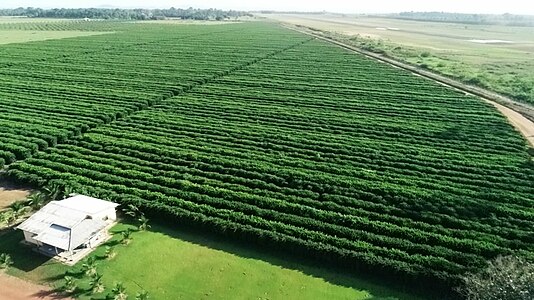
[484,100,534,147]
[0,272,70,300]
[0,180,31,210]
[284,24,534,148]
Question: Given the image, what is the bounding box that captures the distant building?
[17,195,118,264]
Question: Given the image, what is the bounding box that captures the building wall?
[23,230,41,246]
[87,230,105,248]
[91,208,117,221]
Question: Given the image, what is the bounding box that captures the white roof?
[31,217,107,250]
[58,195,119,215]
[17,195,118,251]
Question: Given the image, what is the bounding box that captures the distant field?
[0,19,130,31]
[0,30,111,44]
[131,19,242,25]
[0,17,74,23]
[0,20,532,298]
[266,14,534,104]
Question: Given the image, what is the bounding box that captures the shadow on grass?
[0,220,438,299]
[146,221,435,300]
[30,289,70,300]
[0,229,51,272]
[43,273,70,282]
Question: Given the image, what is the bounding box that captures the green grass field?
[0,223,421,300]
[268,14,534,104]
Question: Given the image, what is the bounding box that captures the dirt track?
[0,273,69,300]
[484,100,534,147]
[283,24,534,148]
[0,180,31,210]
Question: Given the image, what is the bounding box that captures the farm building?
[17,195,118,264]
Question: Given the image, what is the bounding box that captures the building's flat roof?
[32,217,107,250]
[17,195,118,251]
[58,195,119,215]
[18,201,89,232]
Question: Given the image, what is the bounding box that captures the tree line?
[0,7,252,21]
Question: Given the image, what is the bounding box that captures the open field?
[0,17,75,23]
[0,19,532,298]
[0,181,31,210]
[0,30,111,45]
[265,14,534,105]
[0,223,419,299]
[0,19,130,31]
[130,19,242,25]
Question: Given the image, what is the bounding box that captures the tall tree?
[458,255,534,300]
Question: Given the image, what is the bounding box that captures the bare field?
[0,30,113,44]
[0,273,68,300]
[0,189,30,209]
[0,182,31,209]
[0,17,75,23]
[265,14,534,55]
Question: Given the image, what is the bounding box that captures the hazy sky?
[0,0,533,15]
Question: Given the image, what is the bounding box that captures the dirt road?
[0,272,68,300]
[484,100,534,147]
[0,180,31,210]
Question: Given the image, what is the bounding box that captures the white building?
[17,195,119,263]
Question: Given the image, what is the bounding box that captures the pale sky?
[0,0,533,15]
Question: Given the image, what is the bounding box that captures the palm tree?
[111,282,128,300]
[0,253,13,270]
[82,256,98,276]
[138,214,150,231]
[26,192,46,209]
[135,290,149,300]
[123,204,140,219]
[9,201,28,222]
[62,185,77,199]
[62,276,77,293]
[121,229,133,245]
[43,183,62,201]
[0,211,9,226]
[3,210,16,226]
[105,246,117,260]
[89,272,105,294]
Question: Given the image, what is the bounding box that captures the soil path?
[0,272,69,300]
[0,180,31,210]
[484,100,534,147]
[283,24,534,148]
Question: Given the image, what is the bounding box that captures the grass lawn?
[0,30,111,45]
[0,222,424,300]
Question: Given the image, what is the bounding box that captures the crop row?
[2,23,533,292]
[0,23,310,162]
